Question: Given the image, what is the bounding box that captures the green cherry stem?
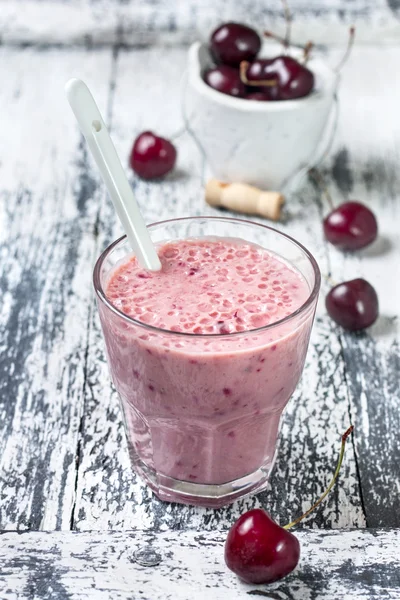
[283,425,354,530]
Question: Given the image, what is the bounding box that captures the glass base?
[130,451,277,508]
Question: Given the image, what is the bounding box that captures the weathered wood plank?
[73,45,364,531]
[2,0,400,46]
[0,528,399,599]
[0,47,113,529]
[1,43,398,535]
[316,46,400,527]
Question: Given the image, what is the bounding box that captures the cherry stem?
[303,41,314,64]
[335,26,356,72]
[264,30,288,47]
[283,426,354,530]
[264,30,313,63]
[324,272,339,289]
[239,61,278,87]
[308,168,335,211]
[281,0,292,48]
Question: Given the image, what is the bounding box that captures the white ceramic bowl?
[184,41,339,191]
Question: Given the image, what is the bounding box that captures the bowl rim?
[187,41,339,112]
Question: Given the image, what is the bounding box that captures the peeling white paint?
[0,25,399,578]
[0,529,399,599]
[2,0,400,45]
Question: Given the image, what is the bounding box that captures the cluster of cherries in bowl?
[203,21,315,101]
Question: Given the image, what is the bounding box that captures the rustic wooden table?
[0,2,400,598]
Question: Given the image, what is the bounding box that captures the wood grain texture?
[0,46,113,529]
[319,46,400,527]
[0,43,399,538]
[0,528,399,599]
[2,0,400,46]
[72,45,364,532]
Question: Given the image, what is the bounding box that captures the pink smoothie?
[100,238,314,502]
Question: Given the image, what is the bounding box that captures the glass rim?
[93,216,321,338]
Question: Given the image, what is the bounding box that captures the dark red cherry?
[246,91,270,101]
[274,57,314,99]
[246,84,284,101]
[326,278,379,331]
[210,22,261,68]
[130,131,176,179]
[323,201,378,251]
[241,56,314,100]
[204,66,246,98]
[262,85,284,101]
[225,509,300,584]
[241,58,275,85]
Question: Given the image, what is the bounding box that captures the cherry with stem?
[309,168,379,330]
[225,426,354,584]
[239,61,277,87]
[240,54,314,99]
[309,167,378,251]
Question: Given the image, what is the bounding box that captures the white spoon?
[65,78,161,271]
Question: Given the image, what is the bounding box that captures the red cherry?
[326,278,379,331]
[262,85,284,101]
[129,131,177,179]
[224,427,353,585]
[224,509,300,584]
[241,56,314,100]
[203,66,246,98]
[323,201,378,251]
[210,22,261,68]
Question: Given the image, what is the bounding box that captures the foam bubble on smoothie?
[106,239,309,334]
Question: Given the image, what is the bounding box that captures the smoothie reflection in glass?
[93,217,320,507]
